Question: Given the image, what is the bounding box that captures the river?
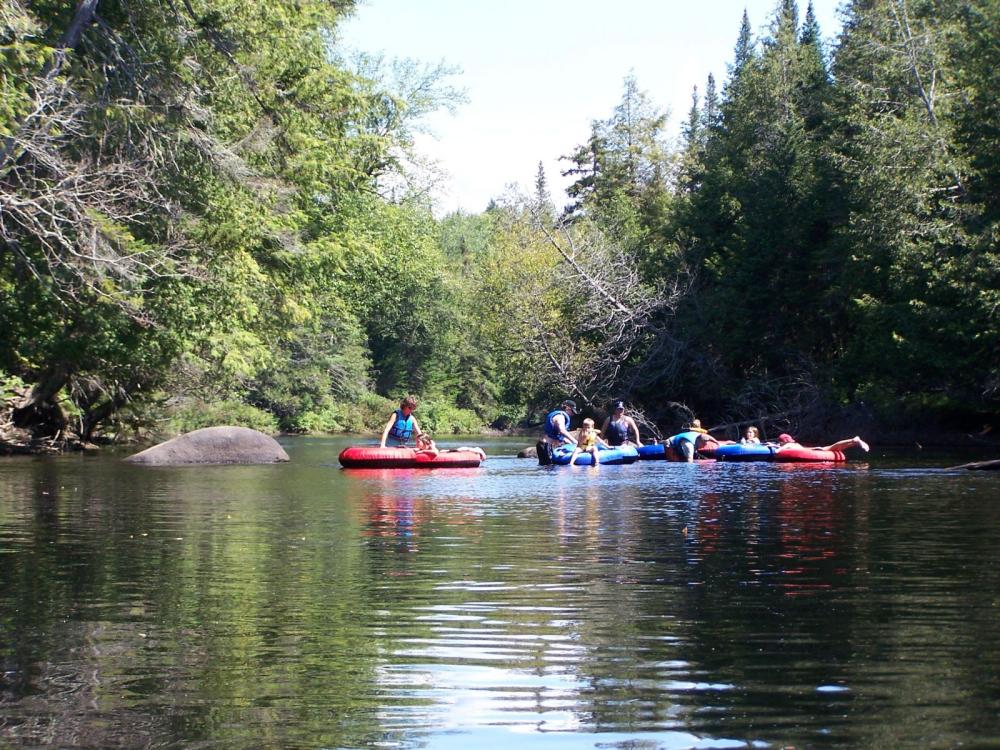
[1,437,998,749]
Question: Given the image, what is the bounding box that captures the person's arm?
[627,417,642,446]
[411,417,422,439]
[379,415,395,448]
[557,414,577,444]
[600,417,610,435]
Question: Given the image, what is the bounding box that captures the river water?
[1,437,998,749]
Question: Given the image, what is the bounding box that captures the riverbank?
[4,420,999,457]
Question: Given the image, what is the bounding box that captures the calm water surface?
[1,437,998,749]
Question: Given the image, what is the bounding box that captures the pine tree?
[703,73,720,130]
[830,0,999,420]
[673,0,840,393]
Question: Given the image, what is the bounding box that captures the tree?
[561,73,670,225]
[830,0,1000,421]
[0,0,409,443]
[667,0,844,421]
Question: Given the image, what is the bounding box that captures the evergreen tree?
[682,86,702,146]
[671,0,841,409]
[830,0,999,421]
[532,160,555,226]
[561,74,670,234]
[729,9,755,86]
[703,73,720,130]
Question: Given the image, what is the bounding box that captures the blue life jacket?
[544,410,571,441]
[387,409,415,442]
[605,417,629,446]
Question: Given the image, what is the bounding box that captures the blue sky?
[338,0,845,214]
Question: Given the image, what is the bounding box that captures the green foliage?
[562,73,672,232]
[163,399,279,436]
[830,0,999,417]
[0,371,26,400]
[414,399,484,435]
[3,0,997,450]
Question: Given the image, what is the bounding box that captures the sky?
[338,0,845,215]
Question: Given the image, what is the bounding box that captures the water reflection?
[1,442,999,749]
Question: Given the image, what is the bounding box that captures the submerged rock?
[125,426,289,466]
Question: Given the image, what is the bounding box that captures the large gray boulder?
[125,426,289,466]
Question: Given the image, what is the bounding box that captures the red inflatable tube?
[338,445,485,469]
[772,447,846,462]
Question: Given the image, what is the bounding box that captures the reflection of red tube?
[694,492,722,555]
[364,496,422,542]
[683,468,853,597]
[360,492,484,549]
[774,471,847,596]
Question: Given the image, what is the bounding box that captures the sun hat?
[562,399,577,409]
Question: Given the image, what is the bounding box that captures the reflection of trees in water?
[548,477,679,730]
[665,468,865,740]
[0,461,403,749]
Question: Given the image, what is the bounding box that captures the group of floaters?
[337,395,870,470]
[537,399,869,466]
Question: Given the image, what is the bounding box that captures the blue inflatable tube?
[714,444,777,462]
[637,443,672,460]
[551,445,640,465]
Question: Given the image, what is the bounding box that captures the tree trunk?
[949,459,1000,471]
[12,366,71,437]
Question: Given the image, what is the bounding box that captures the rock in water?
[125,426,289,466]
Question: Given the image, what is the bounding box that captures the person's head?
[613,400,625,414]
[777,433,795,445]
[400,395,418,413]
[745,426,759,439]
[416,432,433,448]
[689,418,702,430]
[562,399,577,414]
[582,417,595,430]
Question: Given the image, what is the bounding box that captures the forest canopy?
[1,0,997,451]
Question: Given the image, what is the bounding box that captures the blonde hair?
[582,418,595,428]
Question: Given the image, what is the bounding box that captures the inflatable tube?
[551,445,639,466]
[339,445,484,469]
[714,444,777,462]
[773,447,846,463]
[714,444,847,462]
[637,442,720,461]
[637,443,671,460]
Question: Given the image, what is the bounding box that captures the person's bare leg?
[823,436,870,452]
[680,441,695,462]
